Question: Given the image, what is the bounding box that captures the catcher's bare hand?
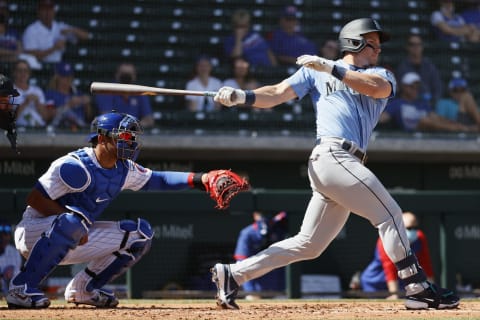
[214,86,245,107]
[203,169,250,209]
[296,55,334,74]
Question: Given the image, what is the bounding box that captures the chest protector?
[57,149,128,222]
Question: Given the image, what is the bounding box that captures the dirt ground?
[1,299,480,320]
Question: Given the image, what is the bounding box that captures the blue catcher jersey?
[37,147,152,223]
[286,60,397,149]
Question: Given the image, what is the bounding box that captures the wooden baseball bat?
[90,82,217,97]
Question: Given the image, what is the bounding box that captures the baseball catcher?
[6,111,249,309]
[0,74,20,153]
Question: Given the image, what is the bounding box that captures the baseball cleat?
[66,288,119,308]
[211,263,239,310]
[6,284,51,309]
[405,283,460,310]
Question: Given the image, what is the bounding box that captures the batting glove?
[214,86,245,107]
[296,55,335,74]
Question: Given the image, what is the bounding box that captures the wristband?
[245,90,256,106]
[331,64,347,81]
[191,172,206,191]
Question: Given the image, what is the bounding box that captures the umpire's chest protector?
[58,149,128,222]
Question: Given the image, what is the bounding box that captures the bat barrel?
[90,82,217,97]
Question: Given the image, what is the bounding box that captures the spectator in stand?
[22,0,90,64]
[0,1,21,63]
[223,56,259,91]
[319,39,340,60]
[430,0,480,43]
[185,55,222,112]
[95,63,154,128]
[461,3,480,29]
[0,219,22,297]
[396,34,443,108]
[268,5,317,66]
[234,211,288,300]
[12,59,49,128]
[224,9,277,67]
[359,212,435,299]
[380,72,477,133]
[436,77,480,128]
[45,61,92,131]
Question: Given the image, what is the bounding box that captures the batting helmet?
[88,111,143,161]
[338,18,390,53]
[0,74,19,97]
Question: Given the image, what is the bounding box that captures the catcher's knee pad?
[85,218,153,291]
[118,218,153,258]
[13,212,89,287]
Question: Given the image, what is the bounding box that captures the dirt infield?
[1,299,480,320]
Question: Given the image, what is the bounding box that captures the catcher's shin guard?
[85,218,153,291]
[11,212,89,289]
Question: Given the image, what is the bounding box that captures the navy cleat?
[211,263,239,309]
[405,283,460,310]
[6,284,51,309]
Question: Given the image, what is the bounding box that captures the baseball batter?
[6,111,247,309]
[212,18,459,310]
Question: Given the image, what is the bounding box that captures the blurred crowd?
[1,0,480,134]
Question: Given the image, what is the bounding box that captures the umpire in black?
[0,74,20,153]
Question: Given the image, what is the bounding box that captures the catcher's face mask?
[91,112,143,162]
[111,129,141,161]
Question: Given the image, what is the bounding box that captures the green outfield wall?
[2,189,479,298]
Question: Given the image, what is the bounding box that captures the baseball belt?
[315,137,367,163]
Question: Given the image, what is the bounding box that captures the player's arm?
[26,187,66,217]
[122,162,207,191]
[295,55,392,99]
[30,156,89,217]
[140,171,207,191]
[214,80,297,109]
[341,71,392,99]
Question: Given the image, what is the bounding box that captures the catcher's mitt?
[205,169,250,209]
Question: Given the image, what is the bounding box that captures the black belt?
[315,138,367,163]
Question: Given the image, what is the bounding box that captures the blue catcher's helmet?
[88,111,143,161]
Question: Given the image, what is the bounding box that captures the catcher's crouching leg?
[65,218,153,307]
[8,212,89,309]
